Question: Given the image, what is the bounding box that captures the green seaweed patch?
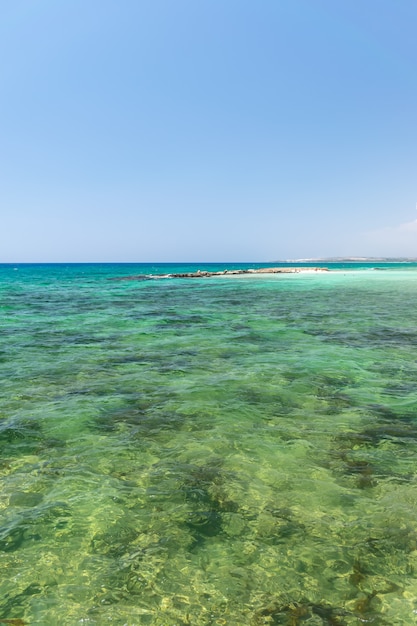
[348,558,372,588]
[253,599,349,625]
[26,329,118,349]
[263,504,294,521]
[303,327,363,348]
[321,393,354,416]
[337,419,417,449]
[324,444,383,489]
[254,507,306,545]
[95,400,186,438]
[159,460,238,508]
[239,387,292,413]
[367,403,404,420]
[0,418,42,453]
[91,536,174,606]
[181,463,239,513]
[0,582,42,620]
[384,381,417,394]
[365,402,415,423]
[314,373,355,389]
[95,397,151,432]
[309,374,356,411]
[363,526,417,556]
[0,502,70,552]
[186,509,223,539]
[0,525,28,553]
[90,521,140,558]
[340,457,377,489]
[305,325,417,350]
[365,326,417,348]
[281,370,305,382]
[349,582,401,625]
[148,459,240,545]
[361,423,417,446]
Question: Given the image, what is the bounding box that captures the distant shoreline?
[3,259,417,266]
[280,257,417,263]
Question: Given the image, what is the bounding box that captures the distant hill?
[279,257,417,263]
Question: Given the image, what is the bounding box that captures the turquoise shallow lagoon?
[2,263,417,624]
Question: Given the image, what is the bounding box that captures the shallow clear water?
[1,263,417,624]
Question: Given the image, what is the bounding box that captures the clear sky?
[1,0,416,262]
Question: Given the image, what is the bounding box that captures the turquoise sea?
[2,262,417,625]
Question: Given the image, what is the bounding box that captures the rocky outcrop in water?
[111,267,329,281]
[164,267,329,278]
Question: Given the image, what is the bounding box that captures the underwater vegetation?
[0,501,71,553]
[2,267,417,623]
[253,600,349,625]
[0,583,40,624]
[147,458,240,546]
[0,418,42,454]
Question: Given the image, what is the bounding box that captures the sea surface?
[1,262,417,625]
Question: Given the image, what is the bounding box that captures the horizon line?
[2,257,417,265]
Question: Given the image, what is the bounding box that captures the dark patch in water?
[384,381,417,394]
[148,459,239,545]
[95,402,149,433]
[107,351,196,374]
[0,526,27,552]
[365,327,417,346]
[263,505,294,521]
[342,458,377,489]
[106,354,150,365]
[360,423,417,446]
[0,418,44,455]
[352,581,401,623]
[186,510,223,538]
[329,403,417,489]
[325,441,381,489]
[367,403,399,420]
[90,521,139,558]
[282,371,305,382]
[303,328,361,347]
[364,526,417,556]
[181,463,239,513]
[217,349,235,359]
[0,502,70,552]
[339,404,417,447]
[348,558,370,587]
[0,583,42,619]
[183,463,240,543]
[315,374,354,388]
[254,599,349,625]
[241,387,293,416]
[133,410,185,437]
[108,274,150,281]
[0,419,41,444]
[320,391,354,415]
[153,313,207,331]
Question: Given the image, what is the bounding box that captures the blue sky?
[1,0,416,261]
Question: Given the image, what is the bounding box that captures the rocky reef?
[113,267,329,281]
